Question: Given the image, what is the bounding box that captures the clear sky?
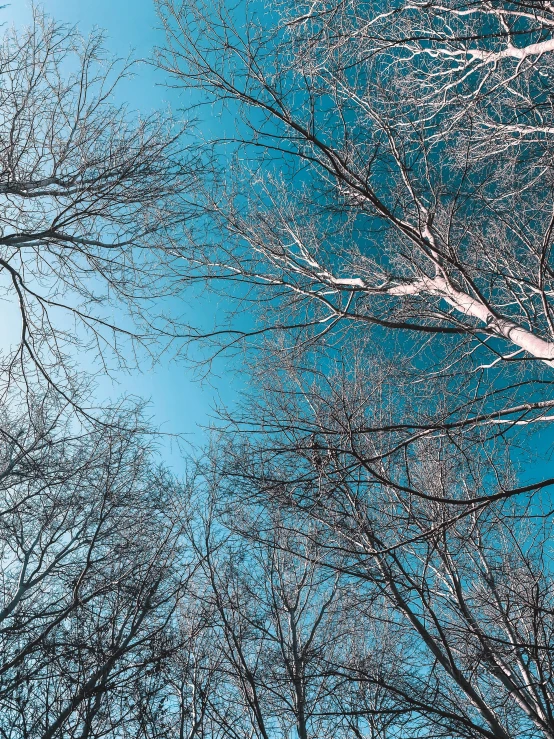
[7,0,238,467]
[9,0,165,81]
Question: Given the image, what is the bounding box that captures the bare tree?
[156,0,554,505]
[0,7,198,406]
[175,498,388,739]
[0,393,192,739]
[158,0,554,365]
[210,405,554,739]
[8,1,554,735]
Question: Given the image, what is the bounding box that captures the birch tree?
[158,0,554,366]
[157,0,554,502]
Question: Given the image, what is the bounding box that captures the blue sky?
[7,0,238,466]
[9,1,164,77]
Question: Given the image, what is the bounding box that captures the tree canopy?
[4,2,554,737]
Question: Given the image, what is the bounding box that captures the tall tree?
[0,393,191,739]
[212,406,554,739]
[157,0,554,503]
[0,8,197,406]
[170,497,398,739]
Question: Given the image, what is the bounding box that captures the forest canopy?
[3,2,554,738]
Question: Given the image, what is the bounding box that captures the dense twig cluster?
[0,8,199,408]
